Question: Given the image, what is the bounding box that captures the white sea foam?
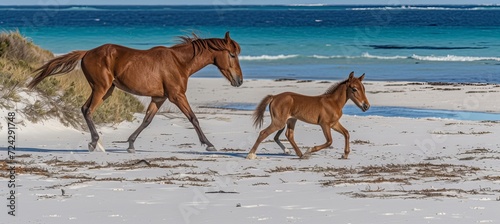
[62,6,103,11]
[361,52,408,60]
[310,55,346,59]
[239,54,299,61]
[227,53,500,62]
[411,54,500,62]
[313,53,500,62]
[309,53,407,60]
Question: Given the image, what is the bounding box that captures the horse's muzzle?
[361,103,370,112]
[231,75,243,87]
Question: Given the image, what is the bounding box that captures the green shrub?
[0,30,144,128]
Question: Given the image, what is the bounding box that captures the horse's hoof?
[300,153,311,160]
[88,143,95,152]
[88,141,106,152]
[283,148,291,155]
[340,154,348,159]
[246,153,257,160]
[127,148,136,153]
[206,146,217,151]
[300,148,313,158]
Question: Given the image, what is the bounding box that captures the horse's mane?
[323,78,349,95]
[175,33,241,55]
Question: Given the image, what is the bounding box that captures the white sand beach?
[1,77,500,223]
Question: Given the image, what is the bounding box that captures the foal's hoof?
[300,148,313,159]
[340,154,349,159]
[300,153,312,160]
[283,148,291,155]
[246,153,257,160]
[127,148,136,153]
[206,146,217,152]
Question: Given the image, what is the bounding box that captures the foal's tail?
[253,95,274,129]
[27,51,87,89]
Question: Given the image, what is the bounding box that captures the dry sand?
[1,78,500,223]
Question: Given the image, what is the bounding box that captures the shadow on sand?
[0,147,127,154]
[173,150,295,159]
[0,147,296,158]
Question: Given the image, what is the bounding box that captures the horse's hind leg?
[247,120,286,159]
[115,97,166,153]
[273,127,290,154]
[82,85,113,152]
[284,118,303,158]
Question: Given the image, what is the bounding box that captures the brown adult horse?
[27,32,242,153]
[247,72,369,160]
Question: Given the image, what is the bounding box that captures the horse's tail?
[27,50,87,89]
[253,95,274,129]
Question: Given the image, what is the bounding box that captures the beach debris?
[205,190,239,194]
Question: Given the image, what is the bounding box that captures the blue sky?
[1,0,500,5]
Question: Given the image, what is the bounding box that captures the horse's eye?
[229,52,236,58]
[352,88,358,92]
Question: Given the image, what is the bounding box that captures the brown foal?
[28,32,243,153]
[247,72,370,160]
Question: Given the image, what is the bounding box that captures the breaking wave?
[238,54,299,60]
[238,53,500,62]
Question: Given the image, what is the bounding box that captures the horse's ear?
[348,71,355,80]
[225,31,231,43]
[359,73,365,82]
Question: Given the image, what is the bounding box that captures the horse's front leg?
[301,123,332,159]
[332,122,350,159]
[170,93,216,151]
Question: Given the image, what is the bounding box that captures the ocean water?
[1,5,500,83]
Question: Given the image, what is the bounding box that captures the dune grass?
[0,30,144,128]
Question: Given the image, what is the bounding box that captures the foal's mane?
[175,33,241,56]
[323,78,349,95]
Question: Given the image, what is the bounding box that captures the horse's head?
[346,72,370,112]
[213,32,243,87]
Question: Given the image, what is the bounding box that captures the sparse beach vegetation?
[0,31,144,127]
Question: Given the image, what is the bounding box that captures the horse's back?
[85,44,151,58]
[270,91,331,124]
[271,92,321,111]
[82,44,172,71]
[273,92,322,105]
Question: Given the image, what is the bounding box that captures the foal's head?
[213,32,243,87]
[346,72,370,112]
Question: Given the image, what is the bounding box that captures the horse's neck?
[326,83,349,108]
[172,44,214,76]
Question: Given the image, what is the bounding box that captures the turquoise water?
[1,5,500,82]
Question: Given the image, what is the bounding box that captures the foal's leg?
[332,122,350,159]
[115,97,166,153]
[284,118,303,158]
[82,85,113,152]
[301,123,333,159]
[247,120,286,159]
[273,127,290,154]
[169,93,215,151]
